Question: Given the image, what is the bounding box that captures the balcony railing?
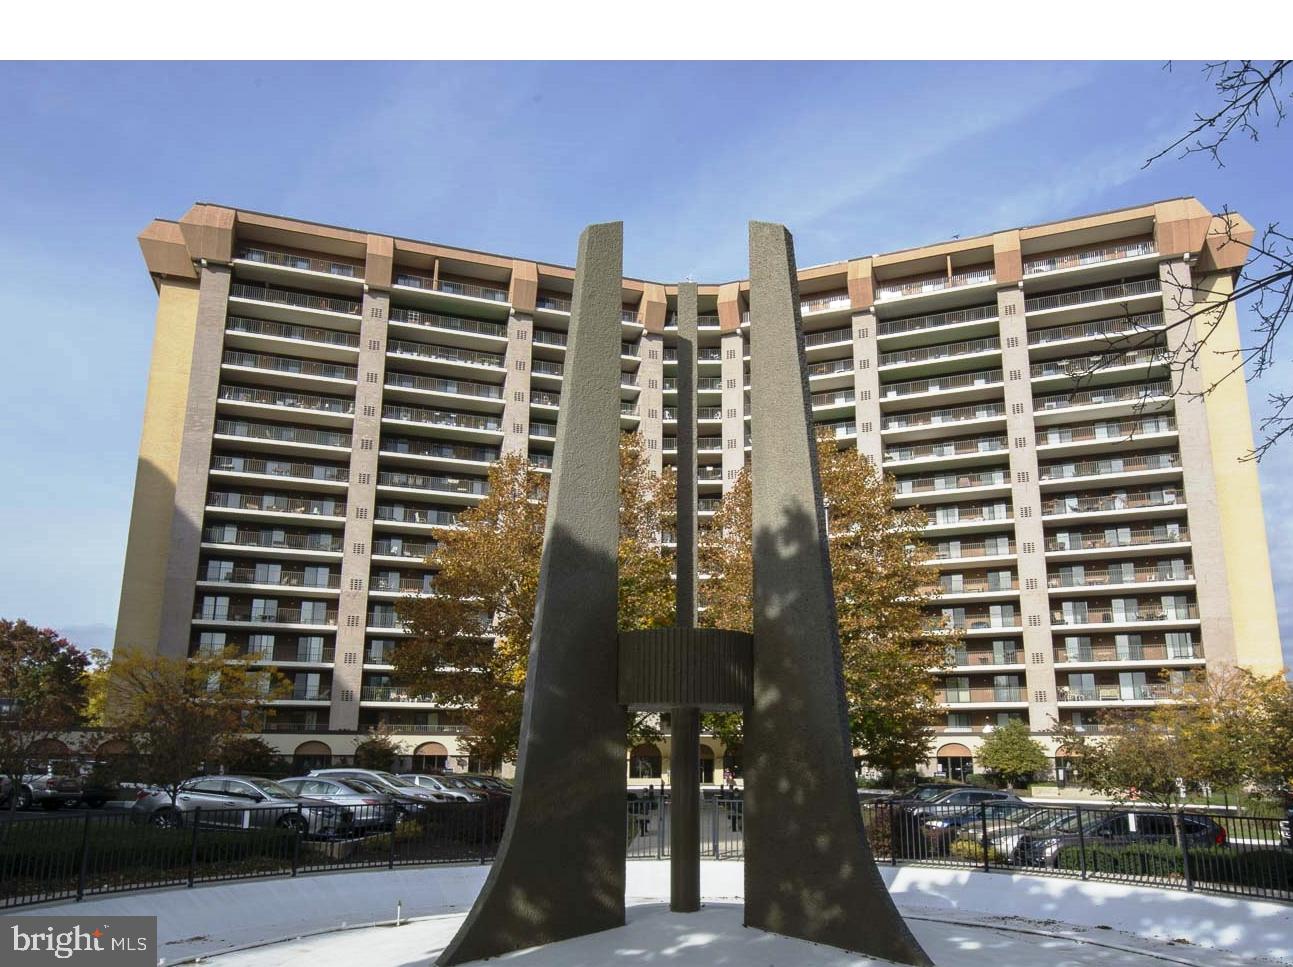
[1023,239,1156,276]
[940,686,1026,704]
[382,404,501,433]
[621,402,639,416]
[238,246,361,278]
[531,389,560,407]
[226,316,361,348]
[219,384,355,415]
[214,420,351,449]
[202,527,343,552]
[1024,277,1161,314]
[882,369,1002,398]
[697,466,723,481]
[895,469,1008,495]
[928,614,1019,632]
[223,349,357,381]
[885,435,1008,463]
[926,539,1014,561]
[877,267,994,301]
[621,309,640,324]
[1058,682,1181,702]
[229,282,361,315]
[882,402,1005,432]
[395,273,508,303]
[1040,489,1184,516]
[377,471,488,496]
[947,649,1021,666]
[211,455,349,484]
[811,389,855,408]
[1027,311,1165,346]
[262,643,337,664]
[372,538,438,559]
[806,359,854,378]
[877,304,998,338]
[1052,603,1199,625]
[195,605,338,625]
[532,359,564,377]
[360,686,432,702]
[1047,564,1193,588]
[388,307,507,338]
[926,505,1012,526]
[207,492,345,517]
[385,371,503,400]
[698,498,722,512]
[535,295,571,312]
[387,339,504,369]
[261,720,332,733]
[370,575,434,593]
[201,568,341,590]
[879,336,1001,368]
[1030,347,1168,380]
[284,687,332,702]
[533,329,567,347]
[1037,415,1177,446]
[1046,526,1189,552]
[1056,642,1202,663]
[530,423,557,439]
[938,577,1018,595]
[1039,452,1181,481]
[1035,380,1172,412]
[375,506,459,527]
[818,420,857,439]
[382,438,498,462]
[366,610,407,628]
[801,292,851,314]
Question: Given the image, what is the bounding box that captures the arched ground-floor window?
[629,743,663,780]
[292,740,332,774]
[412,741,448,773]
[935,743,974,782]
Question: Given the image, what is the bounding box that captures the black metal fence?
[2,797,1288,911]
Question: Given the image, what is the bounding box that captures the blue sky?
[0,61,1290,666]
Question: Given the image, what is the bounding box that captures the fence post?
[187,808,201,889]
[888,803,898,867]
[711,798,719,859]
[388,810,397,870]
[979,802,990,872]
[1074,805,1088,881]
[657,795,665,860]
[76,814,91,901]
[479,802,489,865]
[1177,810,1194,892]
[291,819,301,878]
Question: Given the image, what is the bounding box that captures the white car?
[399,774,486,802]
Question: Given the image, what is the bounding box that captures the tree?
[102,647,286,805]
[219,736,281,777]
[353,726,402,772]
[1248,672,1293,803]
[976,719,1048,790]
[395,433,676,766]
[1054,711,1189,812]
[0,620,89,815]
[697,435,955,782]
[1143,61,1293,459]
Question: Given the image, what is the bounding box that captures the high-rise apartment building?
[116,198,1283,780]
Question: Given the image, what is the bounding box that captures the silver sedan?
[279,776,395,831]
[130,775,346,836]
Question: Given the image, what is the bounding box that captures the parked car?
[458,774,512,795]
[131,775,346,835]
[332,776,428,820]
[308,769,453,809]
[398,773,487,802]
[874,782,963,805]
[1,773,82,810]
[1017,810,1228,868]
[278,776,395,831]
[920,799,1043,854]
[903,788,1020,820]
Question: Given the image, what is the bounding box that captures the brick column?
[997,285,1058,731]
[1159,258,1238,665]
[501,310,534,456]
[850,308,882,465]
[329,285,389,732]
[638,332,665,474]
[720,330,746,491]
[158,262,231,657]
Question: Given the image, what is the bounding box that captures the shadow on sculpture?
[437,220,932,967]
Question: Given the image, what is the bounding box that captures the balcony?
[697,466,723,482]
[879,336,1000,369]
[1024,277,1161,315]
[1030,347,1168,381]
[230,282,362,316]
[388,307,506,339]
[928,613,1020,633]
[1051,603,1199,626]
[281,686,332,703]
[532,359,564,378]
[1027,311,1165,347]
[214,419,351,450]
[258,642,338,664]
[622,309,641,324]
[223,350,357,382]
[817,420,856,440]
[206,491,346,518]
[372,538,438,559]
[370,575,435,594]
[218,384,355,416]
[1039,452,1181,482]
[366,610,409,629]
[1058,682,1181,703]
[530,423,557,439]
[1023,239,1156,276]
[882,402,1006,434]
[811,389,855,409]
[940,686,1027,704]
[801,291,852,315]
[1034,379,1172,414]
[394,272,508,303]
[200,567,341,590]
[533,329,567,348]
[1036,415,1176,448]
[894,468,1008,497]
[806,359,854,379]
[226,316,360,349]
[385,371,504,402]
[926,539,1015,562]
[1056,641,1203,664]
[884,435,1008,465]
[876,267,994,302]
[535,295,571,313]
[238,246,362,279]
[261,719,332,734]
[360,686,433,703]
[381,438,498,464]
[947,648,1022,667]
[375,506,459,527]
[925,504,1012,528]
[1040,489,1184,517]
[698,498,721,513]
[194,604,339,626]
[877,303,998,340]
[202,527,343,553]
[1046,526,1189,553]
[1047,564,1193,589]
[210,455,349,485]
[882,368,1002,400]
[382,404,502,434]
[387,339,504,370]
[377,471,487,497]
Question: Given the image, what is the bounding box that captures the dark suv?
[1018,809,1227,867]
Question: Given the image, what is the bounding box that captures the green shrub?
[1056,843,1293,890]
[947,838,1008,864]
